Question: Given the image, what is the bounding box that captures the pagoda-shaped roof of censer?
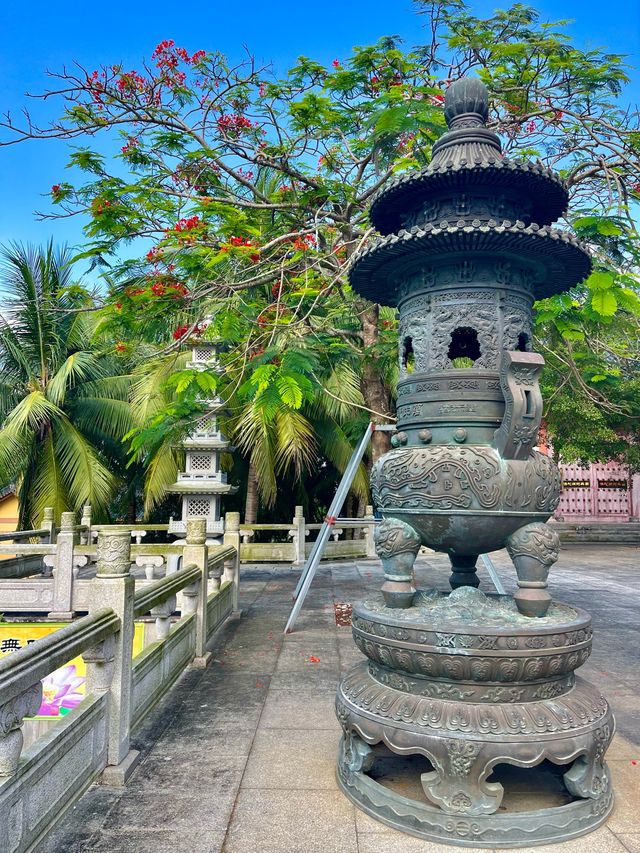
[349,76,591,305]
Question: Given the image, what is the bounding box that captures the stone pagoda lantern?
[335,77,614,846]
[168,337,236,542]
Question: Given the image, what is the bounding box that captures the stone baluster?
[364,506,377,558]
[91,529,139,785]
[0,683,42,776]
[135,554,165,580]
[39,506,55,544]
[223,511,241,612]
[183,519,210,667]
[332,527,343,542]
[289,505,307,566]
[131,530,147,546]
[48,511,78,619]
[150,597,176,641]
[80,503,92,545]
[82,634,115,706]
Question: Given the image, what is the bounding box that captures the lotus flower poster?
[0,623,145,718]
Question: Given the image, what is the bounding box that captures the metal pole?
[292,422,375,601]
[480,553,506,595]
[285,422,395,634]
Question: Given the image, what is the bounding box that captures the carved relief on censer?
[335,77,614,847]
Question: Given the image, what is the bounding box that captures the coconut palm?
[0,242,134,526]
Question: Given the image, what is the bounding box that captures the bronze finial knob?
[444,76,489,128]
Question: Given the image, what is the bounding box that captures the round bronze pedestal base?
[336,662,614,848]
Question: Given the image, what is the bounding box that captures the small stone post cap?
[225,512,240,531]
[186,518,207,545]
[60,511,76,531]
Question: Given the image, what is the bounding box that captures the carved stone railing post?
[223,511,241,612]
[183,519,209,667]
[91,529,138,785]
[364,506,377,558]
[80,503,92,545]
[40,506,55,544]
[0,684,42,776]
[289,505,306,566]
[48,511,78,619]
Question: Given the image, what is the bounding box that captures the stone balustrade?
[241,505,378,563]
[0,518,239,853]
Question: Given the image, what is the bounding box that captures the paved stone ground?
[41,546,639,853]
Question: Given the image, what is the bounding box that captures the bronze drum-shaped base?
[335,591,615,848]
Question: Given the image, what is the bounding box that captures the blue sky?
[0,0,638,255]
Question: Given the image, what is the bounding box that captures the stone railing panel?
[130,615,196,732]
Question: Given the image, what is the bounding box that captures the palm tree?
[0,242,134,526]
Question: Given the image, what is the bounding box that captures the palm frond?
[143,441,181,516]
[47,351,106,406]
[4,390,64,433]
[29,429,71,524]
[52,417,115,512]
[273,409,317,477]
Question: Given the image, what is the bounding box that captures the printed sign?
[0,622,145,719]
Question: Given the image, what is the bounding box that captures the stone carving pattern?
[0,684,42,736]
[96,530,131,576]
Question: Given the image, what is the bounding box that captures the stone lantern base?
[335,588,614,847]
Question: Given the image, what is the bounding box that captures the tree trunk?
[128,493,137,524]
[244,459,259,524]
[360,302,393,463]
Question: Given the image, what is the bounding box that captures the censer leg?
[374,518,421,609]
[506,522,560,617]
[448,553,480,590]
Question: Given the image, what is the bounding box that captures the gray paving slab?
[39,546,640,853]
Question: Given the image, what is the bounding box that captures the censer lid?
[369,77,569,236]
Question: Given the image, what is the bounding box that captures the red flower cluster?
[431,93,445,105]
[217,114,253,133]
[170,215,202,234]
[167,282,189,297]
[51,184,61,194]
[173,325,189,340]
[525,120,537,134]
[116,71,147,95]
[332,59,341,68]
[91,198,112,215]
[292,234,316,251]
[229,235,253,247]
[115,341,127,353]
[152,40,206,67]
[121,137,139,155]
